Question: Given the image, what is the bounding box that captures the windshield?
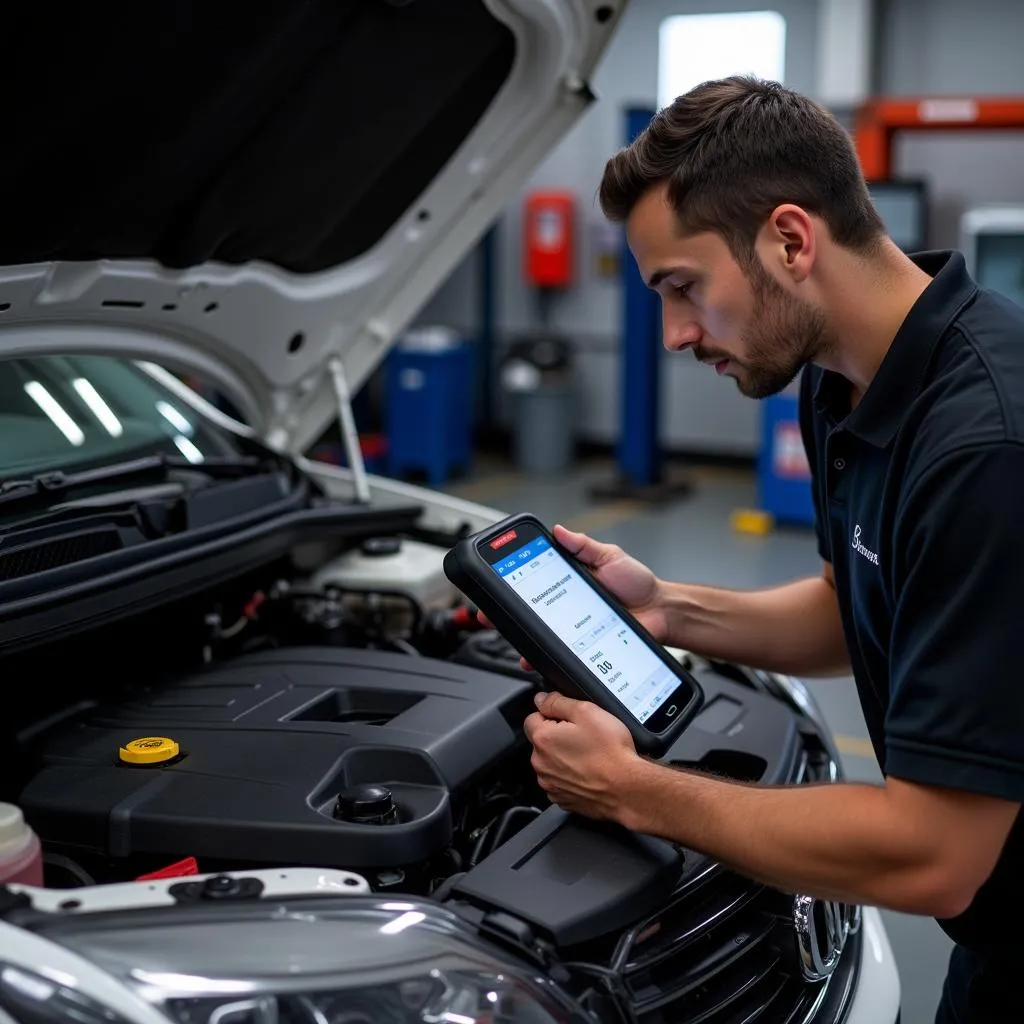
[0,355,244,481]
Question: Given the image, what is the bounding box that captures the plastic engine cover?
[16,647,536,872]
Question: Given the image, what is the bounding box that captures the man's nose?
[662,315,701,352]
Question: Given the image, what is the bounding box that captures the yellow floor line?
[563,500,645,536]
[833,734,876,759]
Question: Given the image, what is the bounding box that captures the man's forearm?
[616,760,971,918]
[659,575,850,676]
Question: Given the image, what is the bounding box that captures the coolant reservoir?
[311,538,459,612]
[0,803,43,886]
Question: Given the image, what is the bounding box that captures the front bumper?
[847,906,901,1023]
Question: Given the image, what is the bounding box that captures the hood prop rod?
[328,357,371,505]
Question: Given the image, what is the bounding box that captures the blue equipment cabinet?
[385,341,473,486]
[757,378,815,527]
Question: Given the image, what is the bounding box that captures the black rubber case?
[443,513,703,757]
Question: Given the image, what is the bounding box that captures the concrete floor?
[445,455,953,1024]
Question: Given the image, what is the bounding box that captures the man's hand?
[553,525,669,641]
[523,691,643,820]
[477,523,670,672]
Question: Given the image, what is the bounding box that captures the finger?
[535,689,582,722]
[553,524,616,569]
[523,711,544,744]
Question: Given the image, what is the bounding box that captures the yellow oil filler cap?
[118,737,181,766]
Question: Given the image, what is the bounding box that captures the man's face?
[625,185,829,399]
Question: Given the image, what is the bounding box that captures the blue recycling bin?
[757,380,815,528]
[385,340,473,486]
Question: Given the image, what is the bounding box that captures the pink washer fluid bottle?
[0,803,44,887]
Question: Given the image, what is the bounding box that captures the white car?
[0,2,899,1022]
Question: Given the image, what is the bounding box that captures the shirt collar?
[813,250,979,447]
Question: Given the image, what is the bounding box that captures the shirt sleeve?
[885,441,1024,802]
[797,368,830,563]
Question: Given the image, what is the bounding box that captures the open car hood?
[0,0,624,454]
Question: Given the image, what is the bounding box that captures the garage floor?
[444,455,952,1024]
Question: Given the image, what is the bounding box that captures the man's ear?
[758,204,816,283]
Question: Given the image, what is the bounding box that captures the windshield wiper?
[0,454,271,511]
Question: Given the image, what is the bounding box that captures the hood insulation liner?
[2,0,515,273]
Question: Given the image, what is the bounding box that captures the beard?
[697,259,831,400]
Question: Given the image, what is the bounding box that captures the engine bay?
[0,521,863,1023]
[4,529,812,936]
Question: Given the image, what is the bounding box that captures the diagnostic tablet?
[443,513,702,757]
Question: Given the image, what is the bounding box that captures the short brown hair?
[599,76,885,265]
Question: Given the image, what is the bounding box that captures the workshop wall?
[415,0,1024,456]
[877,0,1024,248]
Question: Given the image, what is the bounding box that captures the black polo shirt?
[798,249,1024,951]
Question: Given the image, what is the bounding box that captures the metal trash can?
[501,333,575,475]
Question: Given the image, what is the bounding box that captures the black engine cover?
[17,647,536,871]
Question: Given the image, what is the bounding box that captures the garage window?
[657,11,787,110]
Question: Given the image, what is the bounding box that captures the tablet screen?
[487,532,682,725]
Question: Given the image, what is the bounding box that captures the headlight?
[0,963,131,1024]
[2,899,587,1024]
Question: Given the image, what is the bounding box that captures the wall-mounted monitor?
[961,205,1024,309]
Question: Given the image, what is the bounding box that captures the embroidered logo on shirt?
[851,524,879,566]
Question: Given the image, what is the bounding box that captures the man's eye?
[673,283,692,298]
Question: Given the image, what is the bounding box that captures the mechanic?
[512,77,1024,1023]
